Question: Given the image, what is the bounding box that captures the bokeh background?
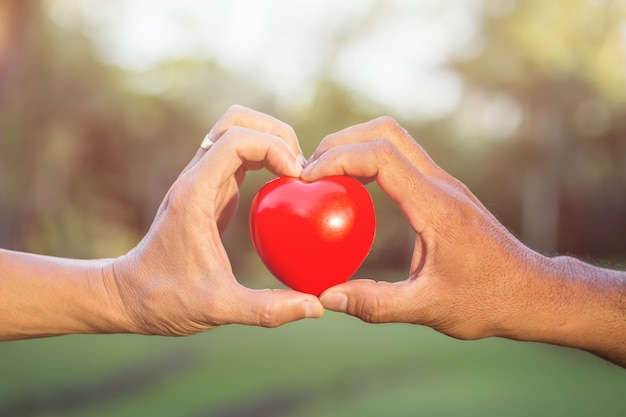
[1,0,626,416]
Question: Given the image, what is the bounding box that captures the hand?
[301,116,542,340]
[106,105,323,336]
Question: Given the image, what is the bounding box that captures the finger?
[182,105,302,182]
[207,104,305,165]
[303,139,481,232]
[303,139,390,179]
[304,139,432,227]
[195,126,304,188]
[319,279,418,324]
[308,117,486,210]
[224,287,324,327]
[309,116,438,176]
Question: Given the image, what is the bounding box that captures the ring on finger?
[200,133,215,150]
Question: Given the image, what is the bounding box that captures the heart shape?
[249,176,376,296]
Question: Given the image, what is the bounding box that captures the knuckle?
[371,115,402,136]
[279,122,297,140]
[354,297,385,324]
[369,138,400,167]
[371,137,395,154]
[226,103,247,115]
[370,116,418,152]
[447,175,472,195]
[218,125,250,149]
[258,301,282,328]
[373,114,398,127]
[442,180,477,216]
[269,122,299,149]
[216,105,248,132]
[223,124,245,135]
[438,191,469,222]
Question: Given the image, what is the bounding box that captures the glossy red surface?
[249,176,376,296]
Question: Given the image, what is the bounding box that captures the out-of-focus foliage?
[450,0,626,256]
[0,2,290,264]
[1,0,625,281]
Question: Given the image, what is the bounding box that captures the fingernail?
[297,155,307,168]
[301,159,317,178]
[320,292,348,313]
[304,299,324,318]
[293,159,304,176]
[304,159,317,169]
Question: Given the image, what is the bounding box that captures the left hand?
[104,105,323,336]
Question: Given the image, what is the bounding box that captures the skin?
[0,105,324,340]
[2,106,624,370]
[301,116,626,368]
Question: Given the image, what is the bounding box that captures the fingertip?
[236,288,325,327]
[290,160,304,178]
[300,159,318,181]
[320,279,415,324]
[280,292,324,323]
[319,291,348,313]
[303,297,325,319]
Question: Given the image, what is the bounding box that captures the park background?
[1,0,626,415]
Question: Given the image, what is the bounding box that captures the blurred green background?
[1,0,626,415]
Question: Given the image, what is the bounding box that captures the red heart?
[249,176,376,296]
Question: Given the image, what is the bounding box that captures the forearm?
[0,249,128,340]
[501,254,626,367]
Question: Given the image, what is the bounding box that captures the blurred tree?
[0,1,384,279]
[0,0,29,105]
[2,0,624,284]
[0,0,32,249]
[452,0,626,256]
[0,2,217,258]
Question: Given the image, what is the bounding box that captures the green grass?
[0,311,625,417]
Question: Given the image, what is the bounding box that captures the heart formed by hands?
[249,176,376,296]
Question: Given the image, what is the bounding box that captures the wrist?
[474,249,551,341]
[93,258,137,335]
[0,251,135,340]
[87,259,133,334]
[494,254,620,354]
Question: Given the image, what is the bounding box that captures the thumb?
[227,287,324,328]
[319,279,417,324]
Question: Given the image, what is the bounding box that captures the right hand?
[301,116,544,341]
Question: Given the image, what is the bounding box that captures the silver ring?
[200,134,215,150]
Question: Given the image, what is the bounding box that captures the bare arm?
[505,255,626,366]
[0,105,323,340]
[0,251,126,340]
[302,116,626,368]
